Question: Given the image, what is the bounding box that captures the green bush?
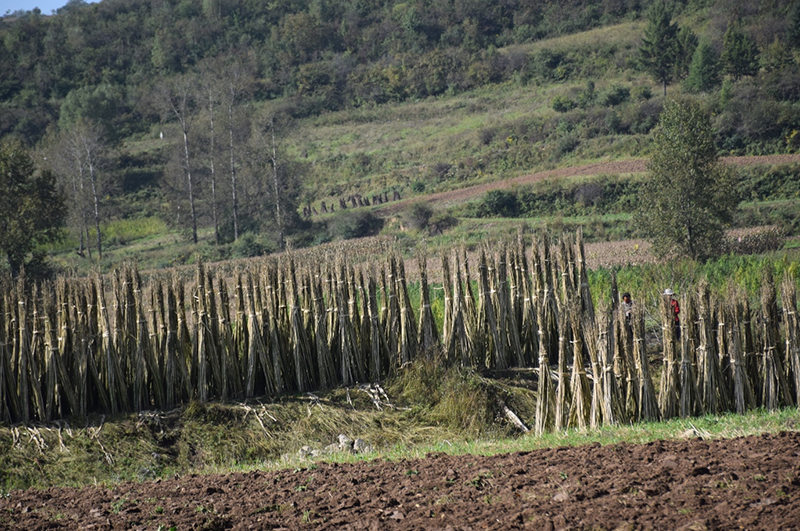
[555,134,580,155]
[232,233,273,258]
[737,163,800,201]
[597,84,630,106]
[551,94,576,113]
[480,189,520,217]
[464,175,645,220]
[327,210,384,240]
[734,200,800,236]
[631,85,652,101]
[404,200,434,231]
[528,48,567,82]
[478,128,496,145]
[576,80,596,108]
[428,211,459,235]
[604,111,623,134]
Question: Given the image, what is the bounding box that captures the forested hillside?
[1,0,800,275]
[1,0,643,143]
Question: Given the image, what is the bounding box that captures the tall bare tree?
[48,119,107,261]
[249,110,303,249]
[160,74,200,244]
[222,54,255,241]
[198,60,224,245]
[45,133,90,259]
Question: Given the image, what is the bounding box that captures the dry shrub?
[430,367,497,436]
[389,360,504,436]
[389,357,447,408]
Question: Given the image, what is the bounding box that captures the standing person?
[622,292,633,320]
[664,288,680,340]
[622,292,633,333]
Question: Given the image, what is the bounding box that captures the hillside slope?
[376,154,800,215]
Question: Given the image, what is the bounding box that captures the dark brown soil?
[4,431,800,530]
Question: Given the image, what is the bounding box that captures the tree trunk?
[167,79,199,245]
[207,96,219,245]
[228,102,239,241]
[87,158,102,260]
[7,252,21,278]
[686,222,695,260]
[68,168,86,258]
[84,224,92,260]
[269,118,284,250]
[182,127,198,245]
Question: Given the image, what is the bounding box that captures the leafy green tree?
[721,23,759,80]
[761,37,795,73]
[58,84,121,135]
[0,140,66,277]
[636,97,738,261]
[639,1,679,96]
[683,40,721,93]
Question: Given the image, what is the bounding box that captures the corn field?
[2,231,800,432]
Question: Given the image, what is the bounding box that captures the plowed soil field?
[3,431,800,530]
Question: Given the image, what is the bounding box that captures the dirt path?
[3,431,800,530]
[376,154,800,215]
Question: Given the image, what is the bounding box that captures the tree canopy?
[0,140,67,277]
[636,97,738,261]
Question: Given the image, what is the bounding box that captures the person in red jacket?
[664,288,680,340]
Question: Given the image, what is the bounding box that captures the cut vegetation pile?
[2,230,800,438]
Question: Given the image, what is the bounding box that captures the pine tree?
[639,1,679,96]
[788,2,800,49]
[674,26,699,81]
[721,23,759,80]
[684,40,721,93]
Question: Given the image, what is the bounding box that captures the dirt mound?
[3,431,800,530]
[377,154,800,215]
